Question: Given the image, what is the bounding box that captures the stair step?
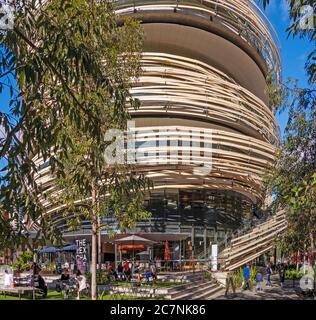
[189,285,223,300]
[167,279,205,294]
[170,280,216,300]
[176,281,218,300]
[170,281,213,299]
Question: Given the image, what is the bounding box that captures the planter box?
[284,279,301,288]
[97,284,170,298]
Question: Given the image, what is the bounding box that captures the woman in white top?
[4,270,13,287]
[75,270,87,300]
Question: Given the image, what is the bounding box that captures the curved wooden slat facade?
[33,1,281,241]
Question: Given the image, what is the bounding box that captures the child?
[145,269,152,284]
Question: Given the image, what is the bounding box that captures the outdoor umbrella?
[39,246,60,254]
[164,240,170,271]
[61,245,78,252]
[114,235,156,260]
[114,235,156,246]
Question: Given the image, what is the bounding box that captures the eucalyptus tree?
[0,0,150,298]
[262,0,315,263]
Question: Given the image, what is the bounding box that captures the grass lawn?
[0,290,159,300]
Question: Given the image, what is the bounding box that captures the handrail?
[221,211,283,251]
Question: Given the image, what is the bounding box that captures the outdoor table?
[0,286,41,300]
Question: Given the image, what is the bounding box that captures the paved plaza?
[214,276,305,300]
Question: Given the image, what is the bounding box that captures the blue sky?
[263,0,312,136]
[0,1,312,139]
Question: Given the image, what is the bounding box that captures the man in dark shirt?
[279,263,286,288]
[60,269,70,299]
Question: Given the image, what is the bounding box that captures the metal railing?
[115,0,281,84]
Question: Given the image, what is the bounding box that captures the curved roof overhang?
[118,11,268,76]
[118,13,270,102]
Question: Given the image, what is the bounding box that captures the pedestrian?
[279,263,286,289]
[255,270,263,291]
[134,265,142,286]
[145,269,152,284]
[75,270,87,300]
[123,259,131,281]
[32,262,41,275]
[61,268,70,299]
[225,271,236,296]
[151,261,158,282]
[64,261,70,270]
[4,270,13,287]
[37,272,48,297]
[266,264,272,287]
[107,262,118,281]
[242,264,250,290]
[117,263,124,281]
[56,261,62,274]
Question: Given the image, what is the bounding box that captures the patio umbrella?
[39,246,60,254]
[114,235,156,260]
[114,235,156,246]
[61,244,78,252]
[164,240,170,271]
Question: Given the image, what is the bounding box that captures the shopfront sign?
[76,239,89,273]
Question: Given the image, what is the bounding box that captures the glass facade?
[125,189,253,257]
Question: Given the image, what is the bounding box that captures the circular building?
[34,0,281,261]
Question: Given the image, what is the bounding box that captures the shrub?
[285,269,304,280]
[233,266,257,288]
[85,270,111,285]
[11,251,33,272]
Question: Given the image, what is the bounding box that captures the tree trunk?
[95,188,102,269]
[91,185,98,300]
[91,219,97,300]
[296,250,300,271]
[310,232,314,266]
[97,212,102,268]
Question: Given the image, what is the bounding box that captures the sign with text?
[76,239,89,273]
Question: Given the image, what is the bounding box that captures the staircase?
[218,210,287,271]
[165,272,223,300]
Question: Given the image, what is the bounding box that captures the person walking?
[225,271,236,297]
[242,264,250,290]
[75,270,87,300]
[151,261,158,282]
[266,264,272,287]
[123,259,131,281]
[279,263,286,289]
[255,270,263,292]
